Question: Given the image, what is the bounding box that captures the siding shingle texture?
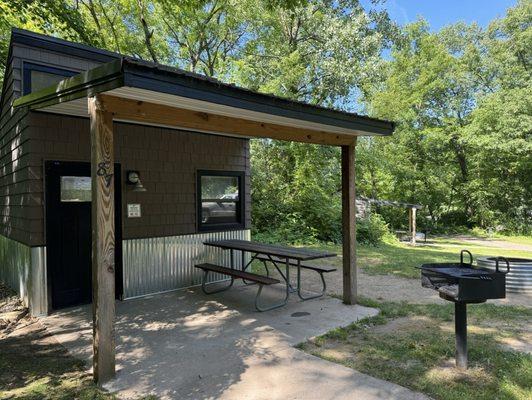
[27,112,251,246]
[0,43,104,245]
[1,42,250,247]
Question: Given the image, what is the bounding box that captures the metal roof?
[12,33,395,140]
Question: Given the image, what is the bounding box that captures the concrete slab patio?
[42,283,430,400]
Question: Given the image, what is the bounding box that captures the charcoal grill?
[418,250,509,369]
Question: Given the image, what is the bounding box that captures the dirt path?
[298,264,531,307]
[0,285,110,399]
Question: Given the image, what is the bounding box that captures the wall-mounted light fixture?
[126,170,147,192]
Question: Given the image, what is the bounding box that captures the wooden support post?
[89,95,116,384]
[341,140,357,305]
[409,207,417,245]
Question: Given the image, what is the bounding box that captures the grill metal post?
[455,302,467,369]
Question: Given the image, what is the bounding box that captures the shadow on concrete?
[42,284,430,399]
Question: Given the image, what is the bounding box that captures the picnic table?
[196,239,337,311]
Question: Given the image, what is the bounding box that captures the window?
[60,176,91,202]
[23,63,78,95]
[197,170,244,231]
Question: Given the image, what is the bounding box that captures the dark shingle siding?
[0,51,34,245]
[27,113,250,244]
[0,42,108,246]
[1,39,251,246]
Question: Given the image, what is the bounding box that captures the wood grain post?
[408,208,412,242]
[410,207,417,246]
[341,140,357,305]
[89,95,116,384]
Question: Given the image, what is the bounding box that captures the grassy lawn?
[492,235,532,246]
[299,298,532,400]
[304,235,532,279]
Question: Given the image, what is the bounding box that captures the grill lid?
[420,264,494,280]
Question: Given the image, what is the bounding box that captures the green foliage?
[232,0,399,106]
[363,1,531,233]
[356,213,391,246]
[0,0,529,236]
[250,139,343,243]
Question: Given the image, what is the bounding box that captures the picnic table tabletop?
[204,239,337,261]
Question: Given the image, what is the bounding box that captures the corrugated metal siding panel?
[29,246,47,316]
[0,234,46,316]
[0,234,31,306]
[123,229,251,299]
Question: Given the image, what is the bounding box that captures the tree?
[464,0,532,230]
[0,0,97,80]
[233,0,398,107]
[243,0,399,242]
[157,0,246,76]
[363,1,531,232]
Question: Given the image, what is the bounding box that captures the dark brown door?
[45,161,122,310]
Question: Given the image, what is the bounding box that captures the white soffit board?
[39,86,375,136]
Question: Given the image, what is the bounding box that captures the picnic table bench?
[196,240,337,311]
[195,263,281,312]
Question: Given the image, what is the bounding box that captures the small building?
[0,29,393,382]
[357,197,423,243]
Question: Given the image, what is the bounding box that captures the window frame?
[197,169,245,232]
[23,62,79,95]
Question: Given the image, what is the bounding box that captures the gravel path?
[297,263,531,307]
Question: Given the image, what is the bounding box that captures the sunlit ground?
[297,234,532,400]
[299,298,532,400]
[306,234,532,279]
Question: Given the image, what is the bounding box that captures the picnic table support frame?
[201,271,235,294]
[247,256,290,311]
[296,259,327,300]
[341,140,357,305]
[258,256,329,298]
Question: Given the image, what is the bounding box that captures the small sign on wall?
[127,203,141,218]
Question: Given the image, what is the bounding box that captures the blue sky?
[363,0,517,30]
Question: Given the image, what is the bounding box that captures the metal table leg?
[255,282,289,312]
[242,253,269,284]
[201,270,234,294]
[297,259,326,300]
[259,255,296,292]
[285,257,291,297]
[253,254,290,311]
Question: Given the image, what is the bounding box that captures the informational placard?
[127,203,141,218]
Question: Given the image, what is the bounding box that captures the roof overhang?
[14,58,394,145]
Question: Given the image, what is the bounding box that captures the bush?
[252,212,392,247]
[252,216,320,245]
[356,213,391,246]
